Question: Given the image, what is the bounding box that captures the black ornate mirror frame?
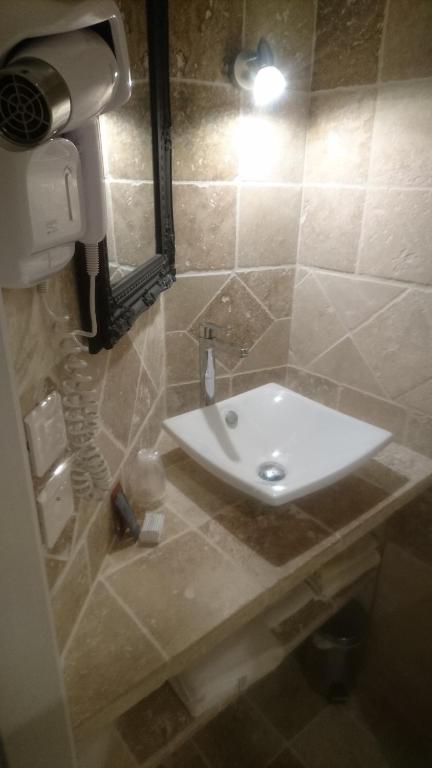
[75,0,175,353]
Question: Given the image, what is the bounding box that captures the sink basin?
[163,383,392,506]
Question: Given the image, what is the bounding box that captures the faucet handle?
[199,321,223,340]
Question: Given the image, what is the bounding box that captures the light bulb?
[253,65,286,106]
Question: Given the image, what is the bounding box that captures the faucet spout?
[199,322,249,407]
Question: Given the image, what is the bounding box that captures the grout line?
[314,269,392,399]
[303,265,432,293]
[102,527,191,580]
[234,182,241,271]
[101,576,169,661]
[311,74,432,98]
[190,738,214,768]
[60,571,101,663]
[377,0,392,84]
[110,175,432,194]
[170,76,232,88]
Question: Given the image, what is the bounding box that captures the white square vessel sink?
[163,383,392,506]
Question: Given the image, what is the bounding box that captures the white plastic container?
[128,449,166,515]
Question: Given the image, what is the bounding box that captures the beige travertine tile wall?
[1,0,166,654]
[165,0,432,463]
[288,0,432,458]
[164,0,315,412]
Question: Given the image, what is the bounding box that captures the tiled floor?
[115,654,432,768]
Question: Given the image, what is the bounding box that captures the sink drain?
[258,462,286,482]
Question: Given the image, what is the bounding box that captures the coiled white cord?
[38,244,111,499]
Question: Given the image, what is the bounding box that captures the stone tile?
[238,186,301,267]
[172,83,239,181]
[304,88,376,184]
[356,459,408,496]
[106,531,260,657]
[118,683,192,763]
[166,332,199,386]
[285,367,339,408]
[63,581,164,727]
[51,542,90,653]
[316,274,404,332]
[86,497,115,581]
[386,487,432,567]
[238,91,308,183]
[170,0,243,82]
[101,83,153,180]
[166,460,241,517]
[353,290,432,400]
[214,501,330,567]
[405,412,432,459]
[398,379,432,418]
[111,182,155,269]
[245,0,315,89]
[231,367,287,395]
[105,506,188,571]
[164,275,228,332]
[296,475,388,532]
[239,268,296,319]
[173,185,236,272]
[130,302,165,392]
[311,337,384,396]
[288,274,346,367]
[44,556,66,591]
[195,697,284,768]
[339,387,406,440]
[200,516,277,588]
[312,0,386,90]
[129,364,158,442]
[76,726,137,768]
[250,656,325,740]
[166,377,231,417]
[369,80,432,187]
[105,731,137,768]
[359,189,432,285]
[117,0,148,79]
[381,0,432,82]
[291,706,388,768]
[298,187,365,273]
[236,319,290,373]
[363,544,432,737]
[133,394,166,454]
[3,286,61,409]
[158,742,208,768]
[268,748,305,768]
[190,277,272,370]
[101,335,141,448]
[94,430,125,478]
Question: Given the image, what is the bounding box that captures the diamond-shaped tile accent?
[190,276,272,370]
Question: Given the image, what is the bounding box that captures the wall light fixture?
[232,38,286,107]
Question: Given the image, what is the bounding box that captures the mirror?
[75,0,175,353]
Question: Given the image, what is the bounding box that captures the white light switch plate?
[24,391,67,477]
[37,461,74,549]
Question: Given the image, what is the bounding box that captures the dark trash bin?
[297,600,368,703]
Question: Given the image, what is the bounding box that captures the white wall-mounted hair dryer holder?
[0,0,131,498]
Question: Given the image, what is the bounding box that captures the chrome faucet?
[199,322,248,406]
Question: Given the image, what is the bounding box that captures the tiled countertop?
[63,442,432,738]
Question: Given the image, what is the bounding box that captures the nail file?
[139,511,165,546]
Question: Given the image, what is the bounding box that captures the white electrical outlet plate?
[24,391,67,477]
[37,461,74,550]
